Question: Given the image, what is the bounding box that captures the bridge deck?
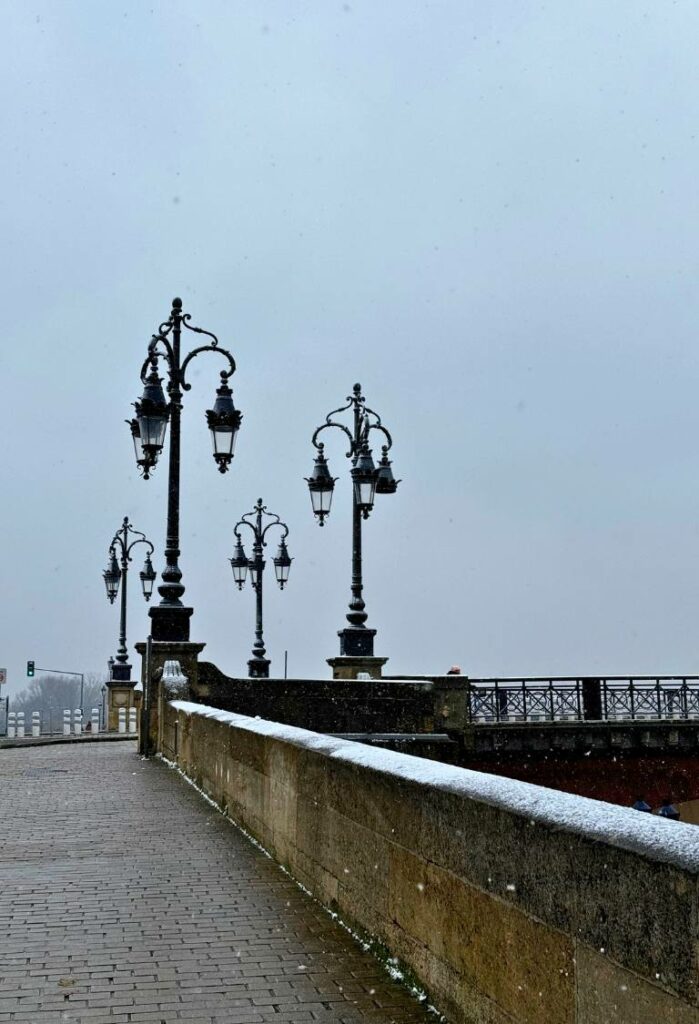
[0,742,433,1024]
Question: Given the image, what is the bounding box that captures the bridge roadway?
[0,742,434,1024]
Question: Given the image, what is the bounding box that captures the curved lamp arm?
[124,534,155,561]
[365,421,394,451]
[180,345,236,390]
[311,421,356,458]
[324,394,355,425]
[109,521,155,563]
[234,502,290,548]
[233,519,259,543]
[141,329,175,381]
[261,516,289,546]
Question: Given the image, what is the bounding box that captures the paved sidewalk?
[0,743,437,1024]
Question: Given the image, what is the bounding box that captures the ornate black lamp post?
[129,298,242,641]
[230,499,292,678]
[103,517,156,681]
[306,383,399,664]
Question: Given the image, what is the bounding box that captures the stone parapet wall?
[197,660,438,734]
[163,700,699,1024]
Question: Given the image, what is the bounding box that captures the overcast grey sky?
[3,1,699,696]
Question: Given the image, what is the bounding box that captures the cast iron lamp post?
[103,516,156,681]
[306,382,399,659]
[230,498,292,678]
[129,297,242,641]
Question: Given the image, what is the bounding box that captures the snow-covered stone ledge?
[165,699,699,1024]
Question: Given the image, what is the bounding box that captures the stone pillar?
[432,676,472,739]
[327,656,388,680]
[107,681,138,732]
[135,639,206,755]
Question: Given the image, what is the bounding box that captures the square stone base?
[135,639,206,756]
[327,656,389,680]
[107,681,138,732]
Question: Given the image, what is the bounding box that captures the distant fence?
[2,707,106,738]
[468,676,699,723]
[4,708,78,736]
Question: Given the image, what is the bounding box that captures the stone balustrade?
[162,698,699,1024]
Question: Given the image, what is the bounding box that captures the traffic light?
[26,660,35,677]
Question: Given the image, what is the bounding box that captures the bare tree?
[11,672,108,723]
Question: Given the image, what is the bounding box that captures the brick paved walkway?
[0,743,437,1024]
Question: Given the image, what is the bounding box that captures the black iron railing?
[467,676,699,723]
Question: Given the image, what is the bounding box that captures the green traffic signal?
[26,660,35,677]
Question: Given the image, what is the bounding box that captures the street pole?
[103,517,156,682]
[117,521,129,669]
[230,499,292,678]
[348,393,367,635]
[307,383,399,660]
[131,298,242,643]
[251,511,267,673]
[160,303,185,633]
[140,634,153,757]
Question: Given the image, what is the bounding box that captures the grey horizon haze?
[2,1,699,698]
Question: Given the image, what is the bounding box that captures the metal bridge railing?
[467,676,699,724]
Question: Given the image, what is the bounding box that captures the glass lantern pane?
[355,479,376,507]
[210,425,237,458]
[275,562,290,584]
[132,429,144,463]
[231,560,247,585]
[139,414,167,448]
[311,487,333,515]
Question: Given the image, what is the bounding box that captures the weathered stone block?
[576,945,699,1023]
[388,846,575,1024]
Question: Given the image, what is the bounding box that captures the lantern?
[273,538,292,589]
[205,381,242,473]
